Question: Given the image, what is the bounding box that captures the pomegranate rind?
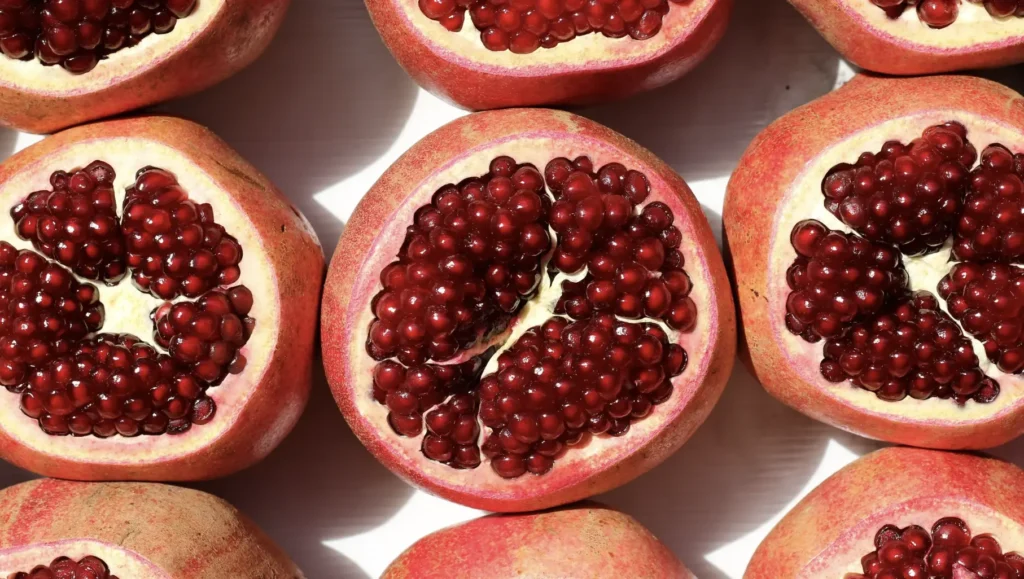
[382,502,692,579]
[745,447,1024,578]
[0,0,291,135]
[788,0,1024,75]
[0,478,303,578]
[0,116,324,481]
[725,74,1024,449]
[322,108,735,512]
[366,0,732,109]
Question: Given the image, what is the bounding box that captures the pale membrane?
[842,0,1024,49]
[769,113,1024,423]
[0,137,280,464]
[348,134,719,488]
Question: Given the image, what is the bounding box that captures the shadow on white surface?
[155,0,420,256]
[0,130,14,160]
[191,366,408,579]
[578,0,840,185]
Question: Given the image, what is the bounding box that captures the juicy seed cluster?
[418,0,684,54]
[0,0,198,74]
[367,154,696,478]
[7,555,118,579]
[820,291,998,404]
[785,219,909,343]
[850,517,1024,579]
[123,166,243,300]
[153,286,255,385]
[870,0,1024,28]
[11,160,127,284]
[367,156,552,366]
[953,144,1024,263]
[2,163,254,437]
[0,242,104,387]
[821,121,975,256]
[479,315,685,478]
[939,262,1024,373]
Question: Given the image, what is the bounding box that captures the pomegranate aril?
[8,555,119,579]
[954,144,1024,264]
[938,262,1024,374]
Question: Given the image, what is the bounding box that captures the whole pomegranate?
[726,74,1024,449]
[322,108,735,511]
[0,115,323,481]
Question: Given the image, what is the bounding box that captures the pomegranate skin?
[788,0,1024,75]
[0,478,303,578]
[383,503,692,579]
[366,0,732,109]
[322,108,736,512]
[745,447,1024,578]
[0,0,290,135]
[0,115,324,481]
[725,74,1024,450]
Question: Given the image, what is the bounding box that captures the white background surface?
[3,1,1024,578]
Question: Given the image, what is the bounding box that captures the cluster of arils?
[870,0,1024,29]
[849,517,1024,579]
[1,162,254,438]
[786,121,1024,405]
[7,555,118,579]
[367,155,696,478]
[417,0,685,54]
[0,0,198,74]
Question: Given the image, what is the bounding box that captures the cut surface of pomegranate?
[0,0,199,74]
[0,116,322,481]
[324,109,735,511]
[382,502,694,579]
[787,0,1024,75]
[0,478,303,578]
[0,0,289,134]
[726,74,1024,449]
[745,447,1024,579]
[366,0,731,108]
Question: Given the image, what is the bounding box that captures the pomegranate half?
[0,115,323,480]
[746,447,1024,579]
[0,0,290,134]
[365,0,732,109]
[383,502,691,578]
[725,74,1024,449]
[322,108,735,511]
[0,478,303,578]
[788,0,1024,75]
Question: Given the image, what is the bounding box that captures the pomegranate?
[0,115,323,480]
[745,447,1024,579]
[0,478,303,578]
[365,0,731,109]
[382,502,692,579]
[788,0,1024,74]
[322,108,735,511]
[725,74,1024,449]
[0,0,290,134]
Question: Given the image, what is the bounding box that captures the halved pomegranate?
[746,447,1024,579]
[0,478,302,578]
[725,74,1024,449]
[0,0,290,134]
[322,108,735,511]
[788,0,1024,74]
[0,115,324,480]
[365,0,731,109]
[383,502,691,578]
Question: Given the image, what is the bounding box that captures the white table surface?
[3,1,1024,578]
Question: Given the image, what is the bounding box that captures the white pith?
[0,539,169,578]
[0,0,222,94]
[843,0,1024,49]
[798,500,1024,577]
[0,137,279,464]
[393,0,715,71]
[347,135,718,491]
[769,112,1024,422]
